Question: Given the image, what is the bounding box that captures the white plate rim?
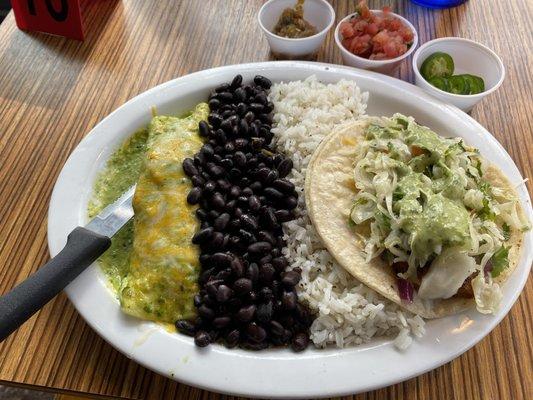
[47,61,533,398]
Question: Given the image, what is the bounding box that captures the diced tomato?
[339,21,355,38]
[365,23,379,35]
[338,1,413,61]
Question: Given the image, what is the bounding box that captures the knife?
[0,186,136,342]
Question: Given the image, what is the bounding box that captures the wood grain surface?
[0,1,531,399]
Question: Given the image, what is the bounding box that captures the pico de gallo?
[339,1,414,60]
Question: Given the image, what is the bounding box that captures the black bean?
[233,87,246,102]
[273,179,295,193]
[264,101,274,113]
[210,231,224,250]
[291,332,309,352]
[259,287,274,301]
[191,175,205,188]
[236,304,256,322]
[238,228,256,243]
[233,278,253,295]
[242,187,253,196]
[200,221,210,229]
[217,91,233,102]
[192,227,213,244]
[208,98,221,110]
[216,285,233,303]
[247,241,272,255]
[213,212,231,231]
[194,331,211,347]
[248,195,261,211]
[254,75,272,89]
[175,320,196,336]
[246,322,267,343]
[198,120,209,137]
[236,102,248,116]
[231,74,243,88]
[198,305,215,319]
[234,207,243,218]
[227,168,239,180]
[272,257,288,271]
[256,232,273,247]
[182,158,198,177]
[256,167,270,182]
[258,254,272,265]
[239,214,258,231]
[217,178,231,192]
[213,316,231,329]
[256,301,273,323]
[233,151,246,167]
[247,263,259,283]
[220,118,233,133]
[285,196,298,210]
[249,103,264,113]
[211,252,232,268]
[238,118,249,135]
[259,263,276,284]
[230,257,245,277]
[208,164,224,178]
[199,268,214,285]
[215,83,230,93]
[249,181,262,193]
[265,170,279,184]
[201,143,215,158]
[225,329,240,348]
[234,138,248,149]
[247,290,257,302]
[203,180,216,196]
[211,192,226,211]
[205,280,221,298]
[254,92,267,104]
[244,111,255,123]
[260,207,278,229]
[275,209,292,222]
[195,208,208,221]
[207,209,220,221]
[270,320,285,336]
[277,158,293,178]
[264,187,283,200]
[281,291,297,310]
[251,137,265,150]
[282,270,301,287]
[208,113,222,128]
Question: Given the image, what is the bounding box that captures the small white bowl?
[334,10,418,75]
[258,0,335,59]
[413,37,505,112]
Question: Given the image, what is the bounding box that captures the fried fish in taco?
[305,114,529,318]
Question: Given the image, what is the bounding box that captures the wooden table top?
[0,1,531,399]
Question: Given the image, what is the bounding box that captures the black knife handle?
[0,227,111,342]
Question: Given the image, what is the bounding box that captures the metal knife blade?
[85,185,136,237]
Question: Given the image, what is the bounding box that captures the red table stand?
[11,0,85,40]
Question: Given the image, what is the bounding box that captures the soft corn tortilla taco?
[305,116,527,318]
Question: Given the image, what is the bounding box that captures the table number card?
[11,0,84,40]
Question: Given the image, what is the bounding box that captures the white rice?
[269,76,425,350]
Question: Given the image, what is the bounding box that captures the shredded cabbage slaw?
[350,114,529,314]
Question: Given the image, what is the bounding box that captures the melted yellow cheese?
[120,103,208,323]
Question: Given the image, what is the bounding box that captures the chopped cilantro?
[491,246,509,278]
[502,223,511,241]
[477,197,496,221]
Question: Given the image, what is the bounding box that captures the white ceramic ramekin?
[334,10,418,75]
[258,0,335,59]
[412,37,505,112]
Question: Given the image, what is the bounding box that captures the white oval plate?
[48,62,532,398]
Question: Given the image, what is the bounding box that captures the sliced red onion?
[484,260,493,277]
[397,278,414,303]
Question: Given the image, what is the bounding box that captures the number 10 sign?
[11,0,85,40]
